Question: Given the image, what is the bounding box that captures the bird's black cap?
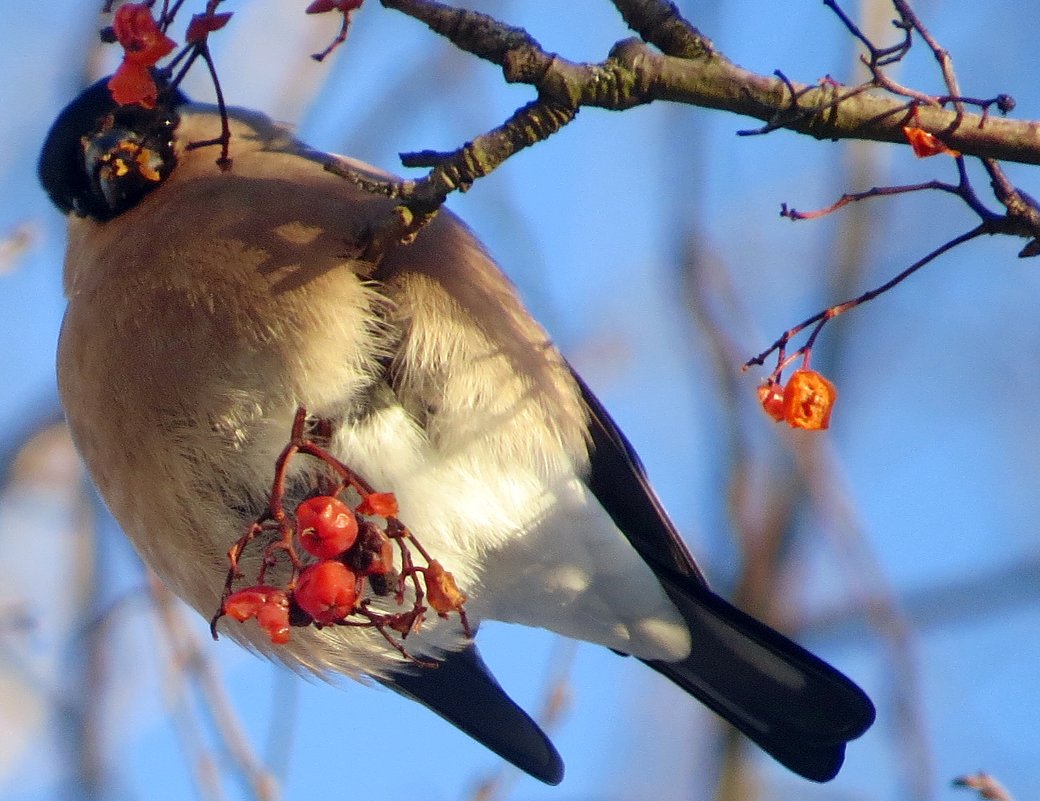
[38,75,186,221]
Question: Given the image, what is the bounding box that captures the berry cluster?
[220,494,393,642]
[211,409,469,664]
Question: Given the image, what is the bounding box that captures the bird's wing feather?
[572,369,707,583]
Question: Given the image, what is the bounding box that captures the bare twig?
[324,98,576,259]
[610,0,714,59]
[744,226,985,373]
[380,0,1036,162]
[747,1,1040,375]
[0,222,36,275]
[954,773,1015,801]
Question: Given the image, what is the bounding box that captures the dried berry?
[425,560,467,616]
[349,521,395,576]
[357,492,398,518]
[782,368,838,430]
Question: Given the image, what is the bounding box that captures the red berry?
[297,496,359,558]
[224,586,279,621]
[306,0,364,12]
[256,600,291,645]
[223,587,292,645]
[112,4,177,66]
[185,11,233,45]
[294,562,358,625]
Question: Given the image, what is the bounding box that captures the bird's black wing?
[573,370,875,782]
[380,643,564,785]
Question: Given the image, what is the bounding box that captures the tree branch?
[382,0,1040,164]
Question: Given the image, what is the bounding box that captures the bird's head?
[39,76,185,222]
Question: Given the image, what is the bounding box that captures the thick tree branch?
[610,0,714,59]
[382,0,1040,165]
[614,46,1039,164]
[355,0,1040,336]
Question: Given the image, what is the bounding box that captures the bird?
[39,76,875,786]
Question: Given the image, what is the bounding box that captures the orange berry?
[757,382,786,422]
[782,369,837,430]
[357,492,398,518]
[424,560,467,616]
[902,126,961,158]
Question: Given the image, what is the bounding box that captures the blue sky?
[2,2,1040,800]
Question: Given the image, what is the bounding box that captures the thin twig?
[745,226,986,371]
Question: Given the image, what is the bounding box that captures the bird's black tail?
[381,643,564,785]
[573,367,875,781]
[644,569,875,781]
